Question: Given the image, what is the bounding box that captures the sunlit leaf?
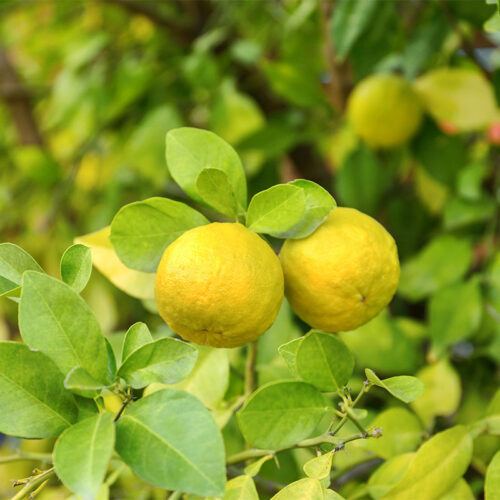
[116,389,226,497]
[381,426,473,500]
[366,369,424,403]
[237,380,329,449]
[75,227,156,300]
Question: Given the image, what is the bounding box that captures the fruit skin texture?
[347,74,423,148]
[280,207,399,332]
[155,222,284,348]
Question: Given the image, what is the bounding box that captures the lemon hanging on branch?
[280,207,400,332]
[347,74,423,148]
[155,222,284,348]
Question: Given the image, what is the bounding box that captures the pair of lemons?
[155,207,400,348]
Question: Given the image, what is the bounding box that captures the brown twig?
[318,0,351,112]
[0,44,43,145]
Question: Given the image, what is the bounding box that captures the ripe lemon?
[280,207,399,332]
[347,74,423,148]
[155,223,284,348]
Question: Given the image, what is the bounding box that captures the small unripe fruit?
[347,74,423,148]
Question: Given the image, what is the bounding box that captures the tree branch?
[318,0,351,112]
[0,44,43,146]
[0,452,52,465]
[227,429,381,465]
[11,467,55,500]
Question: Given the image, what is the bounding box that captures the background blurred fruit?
[347,74,423,148]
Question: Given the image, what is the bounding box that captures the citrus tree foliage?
[0,1,499,499]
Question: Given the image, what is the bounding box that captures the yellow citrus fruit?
[347,74,423,148]
[280,207,399,332]
[155,222,284,348]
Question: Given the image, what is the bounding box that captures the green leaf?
[19,271,109,382]
[237,380,328,449]
[105,338,117,382]
[429,278,482,353]
[0,275,18,296]
[210,81,265,148]
[325,490,345,500]
[262,61,328,108]
[303,451,333,480]
[115,389,226,497]
[485,10,500,32]
[486,450,500,500]
[75,395,99,422]
[169,345,229,409]
[118,337,198,389]
[53,413,115,500]
[411,360,462,428]
[0,341,77,438]
[222,475,259,500]
[398,236,472,302]
[368,453,414,499]
[75,227,156,300]
[296,331,354,392]
[335,144,390,215]
[413,122,467,189]
[366,369,424,403]
[243,455,274,477]
[457,163,489,201]
[125,104,183,185]
[110,197,209,273]
[270,478,324,500]
[0,243,43,285]
[415,68,497,131]
[196,167,240,217]
[65,367,110,399]
[166,127,247,209]
[443,196,495,230]
[381,426,473,500]
[338,311,423,375]
[257,300,303,384]
[402,14,450,79]
[121,322,153,361]
[278,337,303,378]
[330,0,378,61]
[246,184,306,236]
[438,479,474,500]
[361,408,423,459]
[60,244,92,293]
[274,180,336,239]
[0,281,21,302]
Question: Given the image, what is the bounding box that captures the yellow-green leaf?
[415,68,497,131]
[75,227,156,300]
[271,478,324,500]
[381,426,473,500]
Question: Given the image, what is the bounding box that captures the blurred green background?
[1,0,500,498]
